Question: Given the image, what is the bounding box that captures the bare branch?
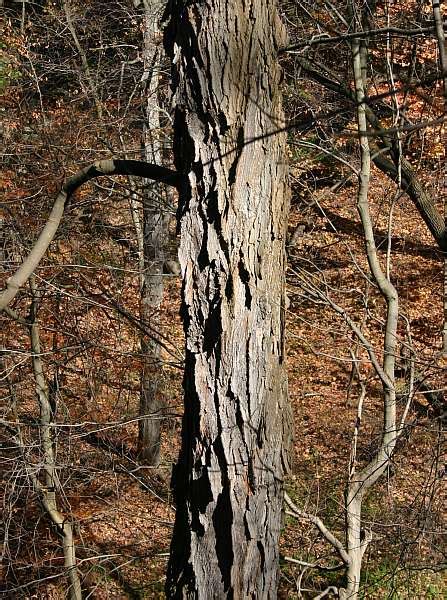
[284,493,350,565]
[282,556,344,572]
[280,25,436,54]
[0,159,181,312]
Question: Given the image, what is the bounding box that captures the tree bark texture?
[164,1,291,598]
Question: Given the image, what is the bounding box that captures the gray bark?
[28,279,82,600]
[164,1,292,597]
[342,38,399,599]
[138,0,167,465]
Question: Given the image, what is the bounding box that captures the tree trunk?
[138,0,168,464]
[164,1,292,597]
[371,151,447,253]
[28,278,82,600]
[431,0,447,352]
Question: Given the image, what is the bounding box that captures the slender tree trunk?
[164,1,292,597]
[62,0,103,120]
[432,0,447,352]
[28,279,82,600]
[341,37,399,599]
[138,0,167,465]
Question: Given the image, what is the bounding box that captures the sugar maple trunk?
[163,0,291,597]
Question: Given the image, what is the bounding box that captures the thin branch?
[284,493,350,565]
[282,556,344,572]
[0,159,182,312]
[313,587,340,600]
[280,25,436,54]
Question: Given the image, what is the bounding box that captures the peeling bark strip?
[164,1,291,598]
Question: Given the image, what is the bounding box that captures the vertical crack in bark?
[203,289,222,357]
[212,435,234,593]
[238,253,252,309]
[228,126,245,185]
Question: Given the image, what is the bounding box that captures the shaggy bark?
[164,1,292,597]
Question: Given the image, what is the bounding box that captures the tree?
[131,0,172,465]
[284,0,447,352]
[1,0,292,596]
[163,0,292,596]
[278,1,446,596]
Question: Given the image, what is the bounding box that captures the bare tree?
[3,278,82,600]
[137,0,172,465]
[282,0,447,352]
[279,1,446,596]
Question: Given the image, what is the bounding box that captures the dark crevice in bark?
[190,473,212,536]
[243,508,251,541]
[197,223,209,269]
[206,190,220,224]
[212,435,234,593]
[218,111,230,135]
[245,337,251,413]
[172,110,193,173]
[257,541,266,575]
[247,458,256,492]
[238,255,252,309]
[213,487,234,594]
[228,126,245,186]
[234,394,244,437]
[203,297,222,357]
[225,275,234,302]
[256,416,265,448]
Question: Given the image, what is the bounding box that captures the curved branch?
[284,493,350,566]
[0,159,182,312]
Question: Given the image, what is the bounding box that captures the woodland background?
[0,0,446,598]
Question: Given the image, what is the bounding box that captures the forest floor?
[1,125,446,600]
